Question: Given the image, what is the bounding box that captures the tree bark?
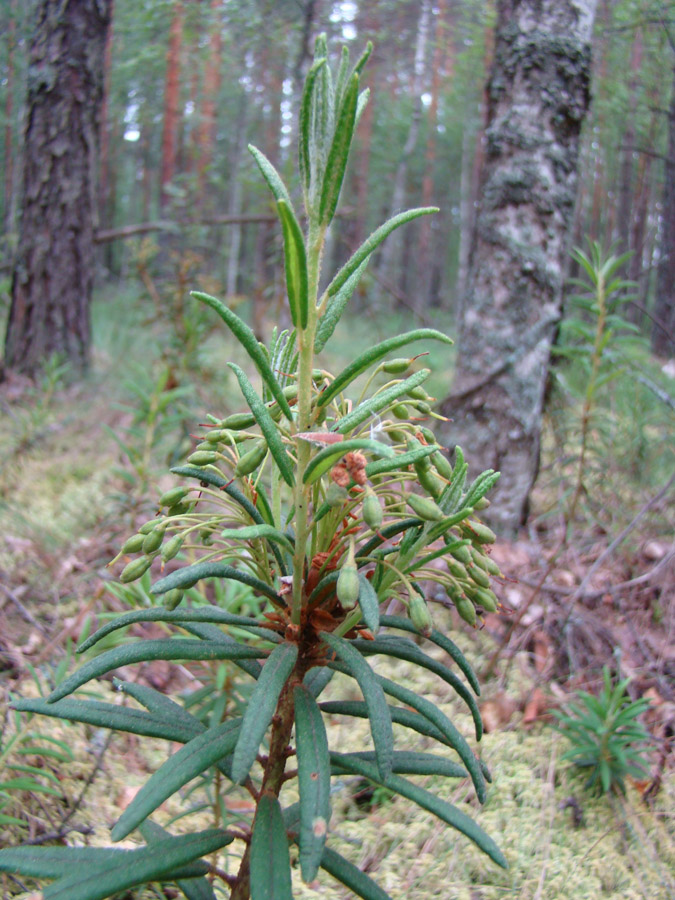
[3,0,113,378]
[652,62,675,357]
[197,0,223,204]
[3,0,17,233]
[440,0,597,537]
[160,0,183,212]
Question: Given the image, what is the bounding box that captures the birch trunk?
[440,0,597,537]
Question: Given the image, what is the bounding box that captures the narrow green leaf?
[378,615,479,695]
[335,369,431,435]
[294,685,331,882]
[231,641,298,784]
[0,778,61,796]
[299,58,327,192]
[152,561,283,605]
[113,678,212,727]
[319,72,358,225]
[250,794,293,900]
[321,846,392,900]
[48,640,266,703]
[277,199,309,329]
[318,329,452,408]
[315,258,369,352]
[191,292,292,419]
[333,751,466,778]
[375,673,486,803]
[228,362,296,486]
[139,821,217,900]
[353,634,482,739]
[323,208,438,301]
[0,831,232,899]
[357,572,380,633]
[12,697,204,745]
[112,720,241,841]
[320,632,392,780]
[329,753,507,869]
[43,830,234,900]
[303,666,334,698]
[319,699,449,745]
[220,524,294,554]
[248,144,292,206]
[303,438,394,485]
[364,446,436,478]
[170,466,287,574]
[78,606,262,653]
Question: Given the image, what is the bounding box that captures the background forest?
[0,1,673,899]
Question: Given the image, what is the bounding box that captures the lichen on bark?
[442,0,598,537]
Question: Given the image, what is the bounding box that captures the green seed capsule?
[187,450,219,467]
[220,412,256,430]
[408,593,433,637]
[382,357,411,374]
[468,563,491,589]
[407,493,444,521]
[142,524,167,554]
[203,429,225,443]
[474,497,490,510]
[121,533,145,554]
[455,595,477,626]
[410,400,431,415]
[407,385,430,401]
[158,486,190,508]
[167,501,191,517]
[461,520,497,545]
[392,402,409,420]
[447,558,469,580]
[386,427,409,443]
[418,468,444,499]
[472,587,498,613]
[408,439,432,476]
[336,541,359,610]
[432,450,454,480]
[362,487,383,530]
[139,519,161,535]
[325,483,349,508]
[194,441,214,451]
[234,440,267,477]
[483,556,502,577]
[120,556,153,583]
[418,427,437,445]
[161,533,184,562]
[162,588,184,611]
[451,543,473,565]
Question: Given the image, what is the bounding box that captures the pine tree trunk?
[3,0,112,378]
[160,0,183,212]
[197,0,223,205]
[440,0,597,537]
[3,0,17,233]
[652,63,675,357]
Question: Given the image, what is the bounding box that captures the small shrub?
[1,37,506,900]
[553,666,652,795]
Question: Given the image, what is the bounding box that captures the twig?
[23,823,94,846]
[58,729,115,829]
[560,473,675,630]
[0,581,49,636]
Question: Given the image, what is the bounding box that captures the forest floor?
[0,288,673,899]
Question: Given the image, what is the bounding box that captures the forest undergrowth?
[0,286,673,900]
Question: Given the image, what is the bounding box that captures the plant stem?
[290,221,325,624]
[230,660,306,900]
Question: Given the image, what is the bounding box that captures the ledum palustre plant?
[1,37,507,900]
